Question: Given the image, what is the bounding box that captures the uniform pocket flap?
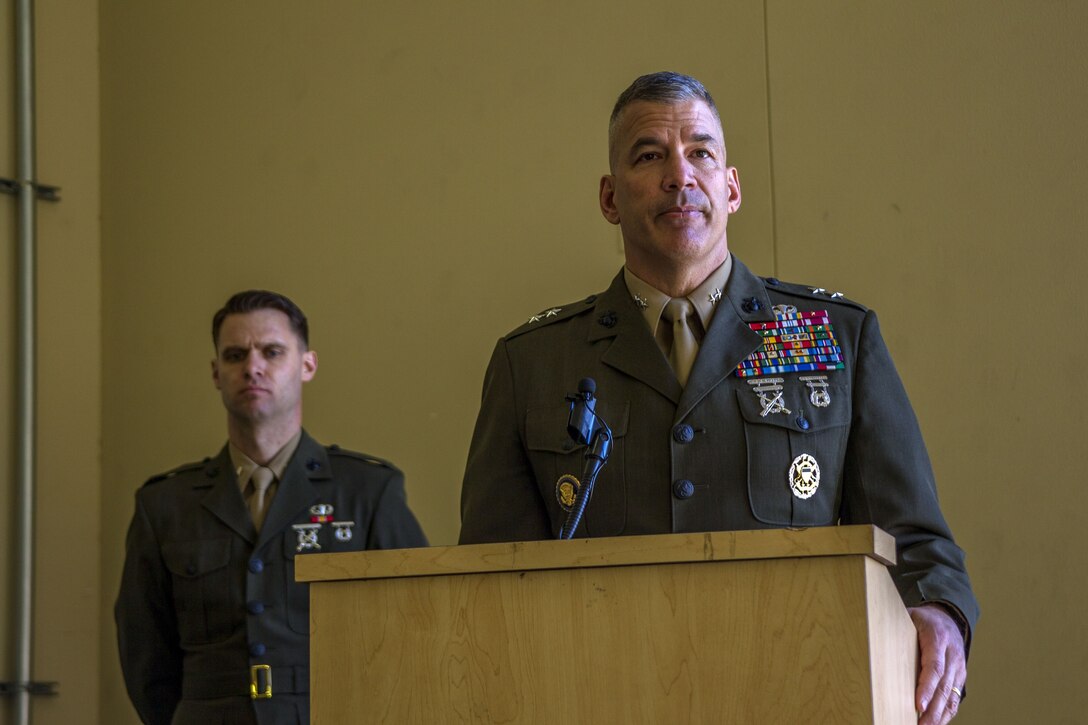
[735,381,850,431]
[162,539,231,578]
[525,399,629,453]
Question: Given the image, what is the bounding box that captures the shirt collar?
[623,255,733,334]
[229,429,303,492]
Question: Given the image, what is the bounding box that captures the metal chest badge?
[292,523,322,552]
[331,521,355,542]
[798,375,831,407]
[747,378,791,417]
[788,454,821,499]
[310,503,334,523]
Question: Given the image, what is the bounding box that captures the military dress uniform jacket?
[116,430,428,725]
[459,257,978,635]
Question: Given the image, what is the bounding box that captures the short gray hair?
[608,72,720,167]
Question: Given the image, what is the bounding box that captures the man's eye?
[692,149,712,159]
[638,152,660,162]
[224,351,244,362]
[265,347,283,359]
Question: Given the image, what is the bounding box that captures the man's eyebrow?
[631,135,665,149]
[689,132,720,145]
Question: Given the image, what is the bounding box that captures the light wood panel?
[297,524,895,582]
[306,528,915,723]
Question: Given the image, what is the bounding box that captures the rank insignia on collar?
[632,293,648,310]
[747,378,791,417]
[310,503,334,523]
[292,523,322,552]
[331,521,355,542]
[789,454,820,499]
[736,308,845,378]
[798,375,831,407]
[555,474,580,512]
[709,288,722,305]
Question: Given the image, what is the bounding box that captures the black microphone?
[566,377,599,444]
[559,377,613,540]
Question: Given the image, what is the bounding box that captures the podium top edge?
[295,525,896,583]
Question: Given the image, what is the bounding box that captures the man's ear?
[211,359,221,390]
[726,166,742,214]
[599,175,621,225]
[301,350,318,382]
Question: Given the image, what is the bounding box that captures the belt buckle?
[250,664,272,699]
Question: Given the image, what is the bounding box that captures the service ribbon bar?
[736,309,845,378]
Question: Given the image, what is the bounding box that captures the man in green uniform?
[116,290,427,724]
[459,72,976,725]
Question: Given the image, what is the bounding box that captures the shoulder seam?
[142,460,207,486]
[506,298,597,339]
[763,277,868,311]
[327,446,395,468]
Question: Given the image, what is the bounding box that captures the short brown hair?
[211,290,309,348]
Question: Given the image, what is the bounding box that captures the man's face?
[211,309,317,428]
[600,99,741,281]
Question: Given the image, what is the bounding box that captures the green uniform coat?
[460,257,978,634]
[116,430,428,725]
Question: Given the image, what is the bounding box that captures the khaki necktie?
[664,297,698,387]
[248,466,275,533]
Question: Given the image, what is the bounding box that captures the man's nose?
[662,156,696,191]
[244,352,264,377]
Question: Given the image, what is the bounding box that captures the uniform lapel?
[591,271,682,405]
[678,257,774,419]
[254,430,330,549]
[200,446,257,544]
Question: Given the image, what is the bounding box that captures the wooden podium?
[295,525,917,723]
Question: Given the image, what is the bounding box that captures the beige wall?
[0,2,102,725]
[0,1,1083,723]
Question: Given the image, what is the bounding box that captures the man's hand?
[909,604,967,725]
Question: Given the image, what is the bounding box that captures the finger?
[941,684,962,725]
[914,634,946,715]
[920,666,959,725]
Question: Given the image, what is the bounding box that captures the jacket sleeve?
[114,492,182,725]
[459,339,553,544]
[365,465,430,549]
[840,310,980,636]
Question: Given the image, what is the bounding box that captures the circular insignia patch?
[555,474,581,511]
[788,454,821,499]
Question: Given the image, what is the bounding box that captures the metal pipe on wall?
[13,0,37,723]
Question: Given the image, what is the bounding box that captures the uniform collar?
[623,255,733,337]
[229,429,302,494]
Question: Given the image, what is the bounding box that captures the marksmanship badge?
[798,375,831,407]
[331,521,355,543]
[747,378,791,417]
[292,523,322,552]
